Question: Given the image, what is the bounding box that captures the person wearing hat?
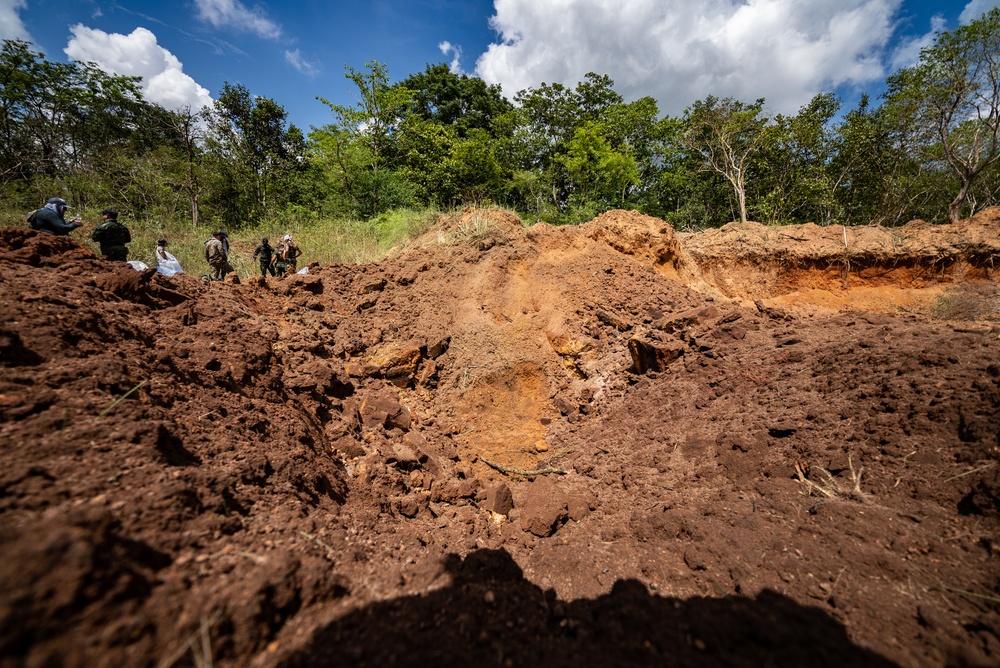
[252,237,277,277]
[204,230,230,281]
[90,208,131,261]
[155,238,183,276]
[29,197,81,236]
[282,234,302,273]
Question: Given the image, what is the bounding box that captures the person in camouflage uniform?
[282,234,302,273]
[90,208,131,261]
[204,230,229,281]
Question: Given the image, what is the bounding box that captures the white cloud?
[960,0,1000,24]
[285,49,319,78]
[64,25,214,113]
[439,40,464,74]
[0,0,30,42]
[194,0,281,40]
[888,14,946,71]
[475,0,905,116]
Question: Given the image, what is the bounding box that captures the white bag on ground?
[127,260,148,271]
[157,252,184,277]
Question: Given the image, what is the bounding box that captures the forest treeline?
[2,8,999,231]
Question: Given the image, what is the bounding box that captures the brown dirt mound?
[1,210,998,667]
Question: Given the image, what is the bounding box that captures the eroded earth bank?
[1,208,998,667]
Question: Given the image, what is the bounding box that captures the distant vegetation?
[2,8,999,254]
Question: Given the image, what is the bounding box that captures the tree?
[683,96,769,224]
[152,105,209,226]
[556,122,638,209]
[205,82,306,224]
[398,63,512,138]
[317,61,413,216]
[0,38,176,213]
[754,93,840,224]
[884,8,1000,222]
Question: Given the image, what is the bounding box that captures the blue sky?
[2,0,998,133]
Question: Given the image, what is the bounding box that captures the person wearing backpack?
[90,208,132,261]
[282,234,302,273]
[27,197,81,236]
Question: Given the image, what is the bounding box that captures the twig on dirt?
[482,458,566,477]
[794,452,867,502]
[158,613,220,668]
[94,380,147,422]
[299,530,336,560]
[236,552,267,564]
[943,586,1000,606]
[942,462,997,483]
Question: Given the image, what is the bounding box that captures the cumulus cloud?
[194,0,281,40]
[0,0,30,42]
[285,49,319,78]
[65,25,214,113]
[960,0,1000,24]
[475,0,904,116]
[439,40,464,74]
[888,14,946,71]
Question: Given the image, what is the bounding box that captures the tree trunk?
[947,179,972,223]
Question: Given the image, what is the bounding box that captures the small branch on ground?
[482,459,566,477]
[794,452,868,502]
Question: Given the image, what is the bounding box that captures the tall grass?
[1,207,442,279]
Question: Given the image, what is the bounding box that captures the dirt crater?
[0,208,998,667]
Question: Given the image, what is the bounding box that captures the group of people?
[252,236,302,277]
[204,230,302,281]
[27,196,303,281]
[28,197,130,260]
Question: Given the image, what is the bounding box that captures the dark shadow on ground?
[281,548,896,667]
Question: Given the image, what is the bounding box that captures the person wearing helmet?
[29,197,81,236]
[282,234,302,273]
[90,208,131,261]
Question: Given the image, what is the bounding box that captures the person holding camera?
[27,197,81,236]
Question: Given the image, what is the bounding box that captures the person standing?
[282,234,302,273]
[155,238,183,276]
[204,230,229,281]
[274,243,288,276]
[252,237,276,277]
[90,208,131,261]
[28,197,81,236]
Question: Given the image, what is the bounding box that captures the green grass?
[1,207,442,279]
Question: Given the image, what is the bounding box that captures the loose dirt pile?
[1,208,998,667]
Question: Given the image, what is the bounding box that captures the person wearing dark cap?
[204,230,229,281]
[90,208,131,261]
[28,197,81,236]
[252,237,276,277]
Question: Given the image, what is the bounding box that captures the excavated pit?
[1,208,998,667]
